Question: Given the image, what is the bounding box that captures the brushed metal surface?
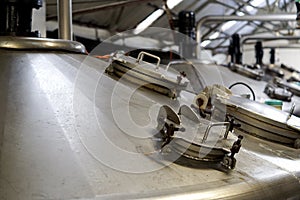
[0,36,86,53]
[0,49,299,200]
[58,0,73,40]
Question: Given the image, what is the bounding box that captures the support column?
[57,0,72,40]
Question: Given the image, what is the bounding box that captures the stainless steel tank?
[0,36,300,200]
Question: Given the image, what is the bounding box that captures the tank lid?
[0,36,86,54]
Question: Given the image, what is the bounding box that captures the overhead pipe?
[196,14,296,59]
[57,0,73,40]
[241,36,300,52]
[241,35,300,44]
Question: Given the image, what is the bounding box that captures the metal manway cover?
[218,96,300,140]
[110,55,189,87]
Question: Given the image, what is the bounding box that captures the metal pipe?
[57,0,73,40]
[241,36,300,53]
[241,36,300,44]
[196,14,295,59]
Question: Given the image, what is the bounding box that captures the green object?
[265,100,283,110]
[293,82,300,86]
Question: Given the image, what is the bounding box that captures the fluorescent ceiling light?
[201,40,211,47]
[133,9,164,34]
[221,21,237,31]
[133,0,183,34]
[251,0,265,7]
[167,0,183,9]
[245,5,255,13]
[209,32,220,40]
[245,0,265,13]
[236,11,245,16]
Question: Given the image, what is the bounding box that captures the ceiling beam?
[47,0,159,20]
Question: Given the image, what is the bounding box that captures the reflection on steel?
[1,39,300,199]
[196,14,295,58]
[57,0,73,40]
[265,66,284,78]
[228,63,264,80]
[0,36,86,53]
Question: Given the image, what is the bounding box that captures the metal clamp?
[136,51,161,70]
[224,117,241,139]
[221,135,243,169]
[160,122,185,149]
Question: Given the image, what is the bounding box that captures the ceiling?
[45,0,298,54]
